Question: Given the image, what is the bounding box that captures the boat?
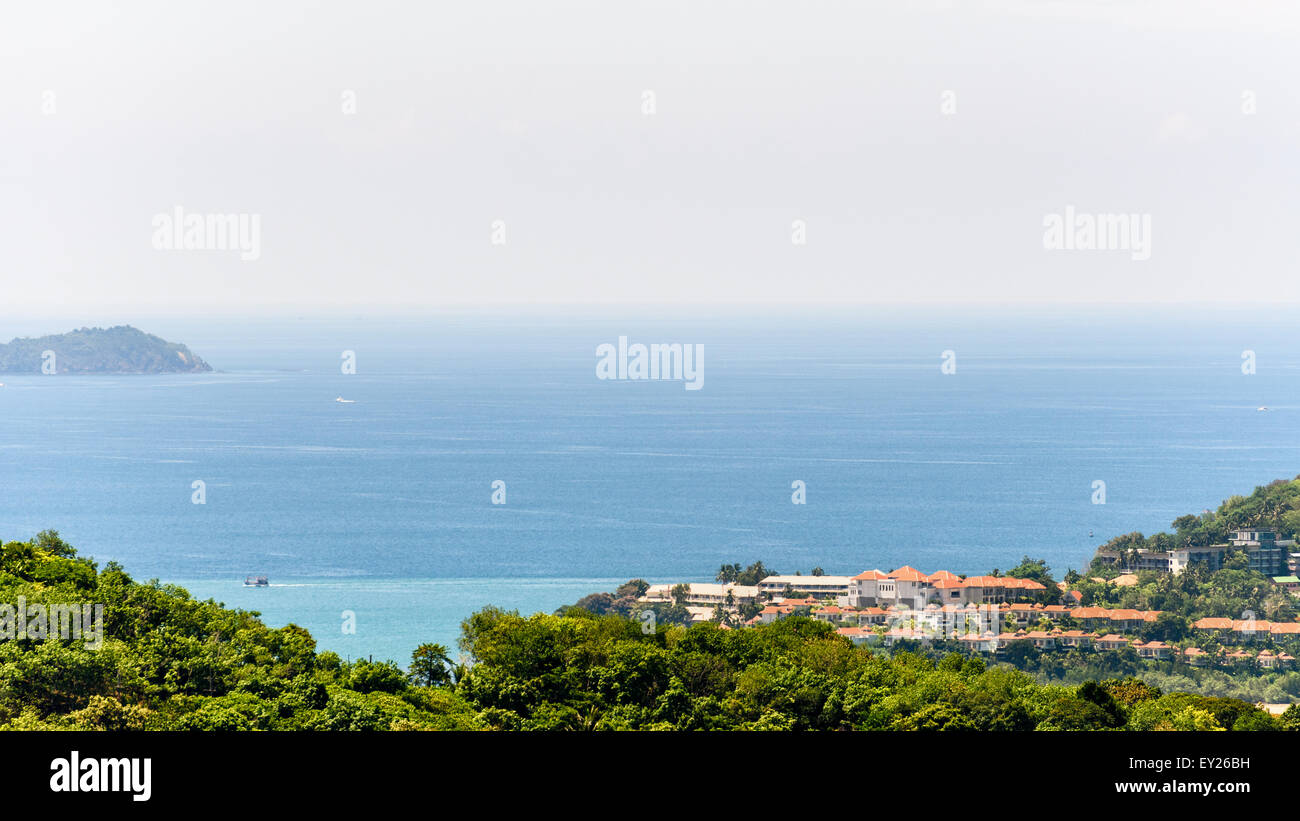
[335,396,355,404]
[1258,406,1269,412]
[244,575,269,587]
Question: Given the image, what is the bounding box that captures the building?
[1070,607,1159,631]
[1094,531,1292,577]
[959,632,1001,653]
[1095,634,1132,651]
[835,626,877,645]
[1272,576,1300,595]
[643,582,759,608]
[1229,529,1291,576]
[839,568,1046,608]
[1133,640,1172,660]
[1192,616,1232,632]
[1057,630,1095,648]
[1093,544,1225,574]
[756,574,853,599]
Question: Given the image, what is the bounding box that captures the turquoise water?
[2,307,1298,663]
[168,577,629,665]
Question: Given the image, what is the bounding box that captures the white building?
[643,582,759,607]
[755,574,853,599]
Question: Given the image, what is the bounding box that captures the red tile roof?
[852,569,889,581]
[888,566,929,582]
[1233,619,1272,631]
[1193,617,1233,630]
[1070,607,1110,620]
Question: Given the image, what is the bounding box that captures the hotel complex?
[634,558,1300,671]
[1093,529,1295,577]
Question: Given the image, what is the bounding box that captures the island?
[0,325,212,374]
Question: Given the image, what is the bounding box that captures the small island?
[0,325,212,374]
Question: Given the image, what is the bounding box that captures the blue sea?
[2,306,1298,665]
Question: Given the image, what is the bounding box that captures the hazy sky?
[3,1,1299,316]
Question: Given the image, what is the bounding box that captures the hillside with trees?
[0,326,212,373]
[457,605,1288,730]
[1092,476,1300,559]
[6,529,1297,731]
[0,531,477,730]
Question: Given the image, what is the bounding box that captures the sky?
[2,0,1299,317]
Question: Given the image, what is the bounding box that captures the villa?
[839,567,1046,609]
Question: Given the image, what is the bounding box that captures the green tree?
[409,643,454,687]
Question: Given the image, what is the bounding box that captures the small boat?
[335,396,355,404]
[244,575,269,587]
[1258,406,1269,412]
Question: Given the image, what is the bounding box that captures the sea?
[1,305,1298,665]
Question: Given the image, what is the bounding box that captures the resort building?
[643,582,759,607]
[1094,529,1294,577]
[838,568,1046,609]
[1272,575,1300,595]
[1134,640,1172,660]
[755,575,853,599]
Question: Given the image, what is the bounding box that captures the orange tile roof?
[1014,578,1047,590]
[852,569,889,581]
[1070,607,1110,620]
[888,566,929,582]
[1194,617,1234,630]
[1233,619,1272,631]
[1107,609,1144,620]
